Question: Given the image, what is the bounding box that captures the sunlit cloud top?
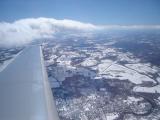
[0,18,99,47]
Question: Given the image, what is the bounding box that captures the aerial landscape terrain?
[0,0,160,119]
[1,30,160,120]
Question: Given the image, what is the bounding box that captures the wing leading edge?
[0,46,59,120]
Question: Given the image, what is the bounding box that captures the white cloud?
[101,25,160,30]
[0,17,160,47]
[0,17,98,47]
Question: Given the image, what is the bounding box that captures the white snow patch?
[105,113,118,120]
[97,63,155,84]
[81,59,97,67]
[125,63,159,75]
[133,85,160,93]
[96,59,113,74]
[124,96,143,104]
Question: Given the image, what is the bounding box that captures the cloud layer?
[0,17,160,47]
[0,18,99,47]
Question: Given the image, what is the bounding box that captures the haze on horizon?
[0,0,160,47]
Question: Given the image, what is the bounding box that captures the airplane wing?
[0,46,59,120]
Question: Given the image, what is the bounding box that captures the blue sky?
[0,0,160,25]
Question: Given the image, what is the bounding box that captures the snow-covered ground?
[105,113,118,120]
[81,58,97,67]
[0,51,22,72]
[93,60,156,84]
[124,96,144,105]
[48,64,96,85]
[43,37,160,120]
[125,63,159,75]
[133,85,160,93]
[45,56,56,66]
